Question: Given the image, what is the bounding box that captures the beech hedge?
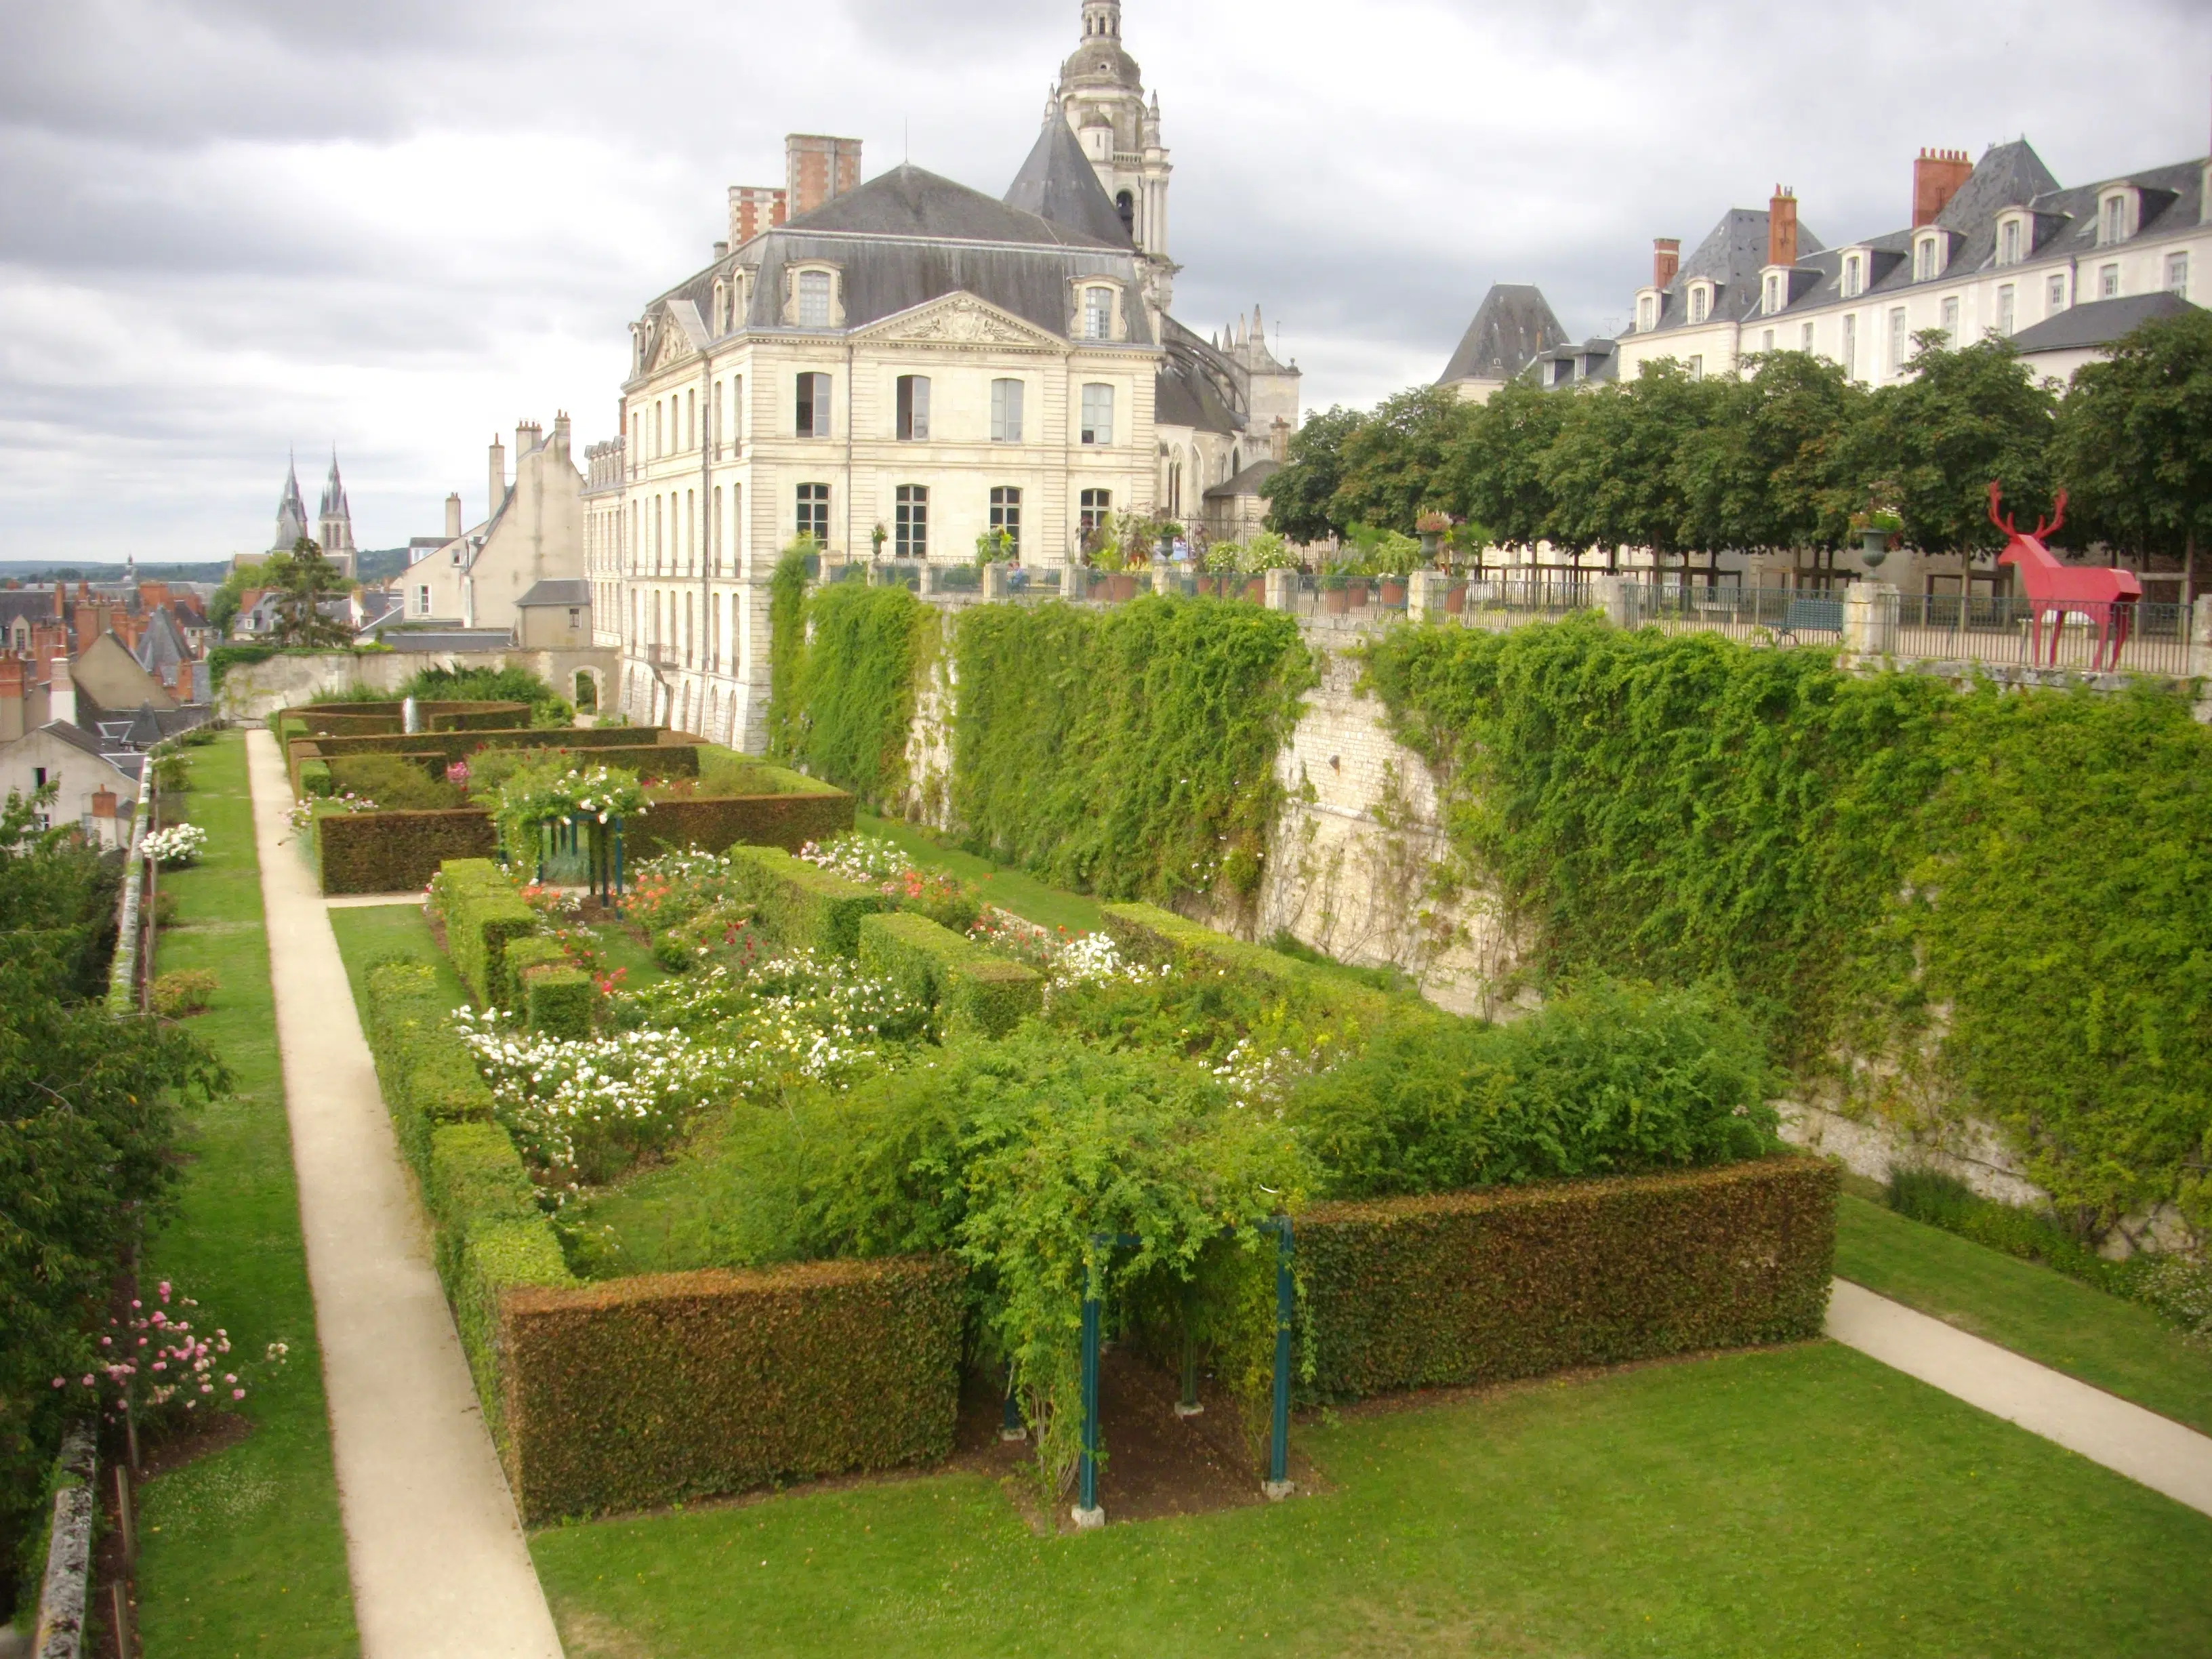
[435,859,538,1005]
[496,1256,966,1523]
[1296,1155,1837,1403]
[316,807,497,895]
[724,844,890,955]
[857,911,1042,1037]
[623,791,855,860]
[1101,901,1395,1028]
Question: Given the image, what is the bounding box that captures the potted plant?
[1416,510,1454,568]
[1092,520,1136,601]
[1319,560,1356,614]
[1851,487,1903,570]
[870,523,888,559]
[1370,531,1421,607]
[1242,530,1293,601]
[1200,539,1242,596]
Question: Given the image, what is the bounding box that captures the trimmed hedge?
[624,791,856,860]
[724,844,891,956]
[284,724,682,792]
[316,807,497,895]
[496,1256,966,1523]
[506,935,592,1040]
[363,961,498,1178]
[1296,1155,1838,1403]
[436,859,539,1005]
[857,911,1042,1038]
[1101,901,1395,1028]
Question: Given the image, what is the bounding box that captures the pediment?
[860,293,1059,352]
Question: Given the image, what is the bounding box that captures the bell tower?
[1055,2,1176,308]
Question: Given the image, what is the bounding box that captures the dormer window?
[1763,273,1781,314]
[1687,281,1711,325]
[2099,190,2135,246]
[1637,294,1656,332]
[1914,234,1945,282]
[1841,255,1864,299]
[1083,286,1113,340]
[1998,217,2022,267]
[785,264,844,329]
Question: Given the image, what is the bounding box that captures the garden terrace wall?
[496,1258,967,1523]
[1296,1156,1838,1404]
[624,790,855,859]
[316,806,497,895]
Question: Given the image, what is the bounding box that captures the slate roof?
[1439,284,1571,384]
[2009,291,2201,353]
[1154,320,1246,436]
[516,579,592,607]
[1204,459,1280,500]
[1530,337,1620,389]
[1635,209,1828,336]
[1005,117,1134,249]
[134,609,192,678]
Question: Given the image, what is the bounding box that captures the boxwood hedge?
[724,844,891,956]
[857,911,1041,1038]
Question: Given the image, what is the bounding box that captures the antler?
[1986,480,2016,535]
[2034,489,2068,541]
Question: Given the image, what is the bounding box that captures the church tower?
[1054,1,1176,310]
[271,455,310,555]
[316,451,358,579]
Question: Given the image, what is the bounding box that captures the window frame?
[796,483,830,544]
[894,484,928,558]
[796,371,832,439]
[1082,286,1115,342]
[1078,488,1112,532]
[1841,256,1862,300]
[1996,283,2016,337]
[895,374,931,442]
[1998,218,2022,267]
[2167,252,2190,296]
[990,377,1025,443]
[1889,306,1908,371]
[2100,262,2122,300]
[1079,382,1115,447]
[796,270,834,328]
[1940,295,1960,342]
[989,486,1022,554]
[1687,281,1710,325]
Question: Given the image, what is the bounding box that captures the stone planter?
[1860,527,1893,569]
[1420,531,1442,562]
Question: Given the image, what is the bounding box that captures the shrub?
[298,760,334,798]
[1288,979,1778,1200]
[1297,1157,1837,1402]
[315,808,497,896]
[780,581,935,804]
[150,968,217,1018]
[1101,901,1396,1030]
[617,789,855,862]
[142,823,207,868]
[324,753,464,809]
[856,912,1042,1038]
[497,1256,966,1523]
[722,844,892,956]
[436,861,538,1006]
[363,960,498,1174]
[525,965,594,1041]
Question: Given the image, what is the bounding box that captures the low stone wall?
[220,646,621,725]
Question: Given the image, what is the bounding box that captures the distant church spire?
[272,451,310,554]
[316,449,356,569]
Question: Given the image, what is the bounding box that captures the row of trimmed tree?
[1263,311,2212,579]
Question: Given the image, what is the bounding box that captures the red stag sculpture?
[1988,481,2140,670]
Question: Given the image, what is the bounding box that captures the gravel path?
[247,730,565,1658]
[1829,1278,2212,1518]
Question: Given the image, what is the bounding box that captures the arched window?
[1115,190,1135,237]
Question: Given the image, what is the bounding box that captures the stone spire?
[272,452,309,554]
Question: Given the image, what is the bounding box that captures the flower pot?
[1244,577,1267,603]
[1380,577,1408,607]
[1195,574,1222,598]
[1346,579,1370,607]
[1107,573,1138,602]
[1443,580,1467,615]
[1419,531,1442,562]
[1324,586,1351,615]
[1860,527,1893,569]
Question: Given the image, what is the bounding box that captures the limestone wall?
[218,646,621,725]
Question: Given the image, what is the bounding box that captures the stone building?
[241,453,356,579]
[1438,284,1572,402]
[598,0,1299,745]
[397,417,587,635]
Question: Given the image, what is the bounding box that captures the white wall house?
[401,419,586,636]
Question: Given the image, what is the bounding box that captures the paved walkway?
[246,731,565,1659]
[1828,1278,2212,1519]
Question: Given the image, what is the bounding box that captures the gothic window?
[798,270,833,327]
[895,485,928,558]
[991,379,1024,443]
[1079,489,1112,531]
[1080,383,1114,446]
[896,375,931,441]
[1083,287,1115,341]
[796,373,832,438]
[989,487,1021,553]
[796,483,830,543]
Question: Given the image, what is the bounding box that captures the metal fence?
[1889,594,2192,677]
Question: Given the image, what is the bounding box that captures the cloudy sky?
[2,0,2208,562]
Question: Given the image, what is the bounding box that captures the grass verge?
[1835,1191,2212,1435]
[531,1340,2212,1658]
[133,731,359,1656]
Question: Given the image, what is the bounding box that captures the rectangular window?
[712,382,723,452]
[989,486,1021,553]
[1841,314,1857,379]
[2168,253,2190,295]
[2103,196,2126,245]
[1996,285,2015,337]
[1941,295,1960,341]
[2049,274,2068,312]
[796,372,831,438]
[686,389,695,451]
[1889,306,1908,370]
[1689,287,1708,324]
[568,608,581,630]
[1079,489,1112,531]
[1080,383,1114,446]
[1686,354,1703,380]
[895,485,928,558]
[896,375,930,441]
[1638,296,1654,332]
[2101,263,2121,300]
[730,376,743,446]
[1842,258,1861,300]
[1084,287,1113,341]
[654,401,664,457]
[796,483,829,543]
[1763,274,1779,314]
[1801,321,1814,352]
[798,270,832,327]
[991,378,1024,443]
[1999,220,2020,266]
[1761,329,1775,353]
[1914,239,1933,282]
[413,584,430,617]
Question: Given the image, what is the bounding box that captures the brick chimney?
[0,655,29,743]
[1767,187,1799,267]
[1652,238,1681,290]
[786,135,862,218]
[728,185,789,247]
[90,787,116,822]
[1913,148,1973,226]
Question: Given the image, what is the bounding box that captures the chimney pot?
[1913,146,1974,226]
[1652,237,1681,290]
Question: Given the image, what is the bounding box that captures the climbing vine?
[765,546,809,760]
[1362,615,2212,1231]
[780,580,936,808]
[951,596,1316,904]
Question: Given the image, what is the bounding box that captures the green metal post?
[1078,1275,1102,1513]
[1001,1361,1025,1441]
[1265,1216,1294,1496]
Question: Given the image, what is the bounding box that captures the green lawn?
[533,1340,2212,1658]
[132,733,359,1656]
[326,901,469,1011]
[855,811,1105,935]
[1835,1191,2212,1435]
